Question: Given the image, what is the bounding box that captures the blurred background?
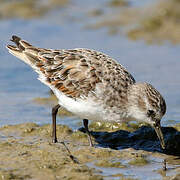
[0,0,180,128]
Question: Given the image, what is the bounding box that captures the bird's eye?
[147,110,155,117]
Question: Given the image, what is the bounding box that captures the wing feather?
[7,36,135,99]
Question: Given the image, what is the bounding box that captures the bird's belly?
[53,88,122,122]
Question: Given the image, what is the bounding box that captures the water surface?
[0,0,180,128]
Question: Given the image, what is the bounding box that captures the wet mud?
[0,0,69,19]
[0,122,179,180]
[89,0,180,44]
[127,0,180,44]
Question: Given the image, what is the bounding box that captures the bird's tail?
[6,35,33,65]
[6,35,46,70]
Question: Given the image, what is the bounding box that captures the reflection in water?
[0,0,69,19]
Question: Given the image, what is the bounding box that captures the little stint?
[7,35,166,149]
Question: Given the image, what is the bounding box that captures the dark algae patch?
[85,123,180,156]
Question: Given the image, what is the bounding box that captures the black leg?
[83,119,93,147]
[52,105,79,163]
[52,104,60,143]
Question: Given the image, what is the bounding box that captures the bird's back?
[7,36,136,121]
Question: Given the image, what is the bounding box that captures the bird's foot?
[52,138,58,143]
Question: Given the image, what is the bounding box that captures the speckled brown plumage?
[7,36,135,104]
[7,35,167,149]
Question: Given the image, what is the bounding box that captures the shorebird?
[7,35,166,149]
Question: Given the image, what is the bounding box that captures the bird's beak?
[153,120,165,149]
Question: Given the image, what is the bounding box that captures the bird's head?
[127,82,166,149]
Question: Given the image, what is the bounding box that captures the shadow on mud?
[80,126,180,156]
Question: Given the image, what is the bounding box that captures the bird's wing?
[7,35,135,99]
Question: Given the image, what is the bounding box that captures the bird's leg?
[83,119,93,147]
[52,105,79,163]
[52,104,60,143]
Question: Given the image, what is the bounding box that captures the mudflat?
[0,122,179,180]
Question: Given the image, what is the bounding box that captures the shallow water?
[89,156,178,180]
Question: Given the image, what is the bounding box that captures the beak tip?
[153,123,165,150]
